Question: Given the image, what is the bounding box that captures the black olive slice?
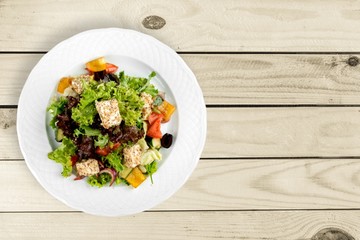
[161,133,173,148]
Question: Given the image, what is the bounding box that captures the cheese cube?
[123,144,142,168]
[71,75,93,94]
[95,99,122,129]
[141,92,154,120]
[75,159,100,177]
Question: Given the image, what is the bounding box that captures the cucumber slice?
[151,138,161,149]
[55,128,64,142]
[119,166,133,179]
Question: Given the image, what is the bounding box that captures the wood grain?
[1,0,360,52]
[0,211,358,240]
[3,159,360,211]
[2,54,360,105]
[5,107,360,159]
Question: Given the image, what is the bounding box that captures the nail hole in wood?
[142,15,166,30]
[347,56,359,67]
[311,228,354,240]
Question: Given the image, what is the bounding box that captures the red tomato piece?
[74,176,85,181]
[71,155,78,166]
[146,118,162,138]
[148,112,164,125]
[111,142,121,150]
[96,146,111,156]
[106,63,118,74]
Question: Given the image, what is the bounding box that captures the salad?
[47,57,176,188]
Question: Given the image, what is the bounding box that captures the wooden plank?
[4,107,360,159]
[0,54,41,105]
[1,0,360,52]
[0,211,358,239]
[2,54,360,105]
[0,109,20,159]
[3,159,360,211]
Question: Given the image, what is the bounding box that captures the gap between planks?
[1,54,360,105]
[3,159,360,211]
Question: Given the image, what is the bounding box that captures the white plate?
[17,28,207,216]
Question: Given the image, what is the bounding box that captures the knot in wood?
[347,56,359,67]
[311,228,354,240]
[142,15,166,30]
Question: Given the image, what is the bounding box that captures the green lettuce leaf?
[103,151,124,172]
[74,126,109,148]
[71,80,144,127]
[87,173,111,188]
[145,160,158,184]
[48,137,77,177]
[118,71,158,97]
[47,97,68,129]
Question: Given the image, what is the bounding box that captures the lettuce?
[102,151,124,172]
[71,80,144,127]
[145,160,158,184]
[87,173,111,188]
[74,126,109,148]
[47,97,68,129]
[114,86,144,126]
[48,137,77,177]
[119,71,158,97]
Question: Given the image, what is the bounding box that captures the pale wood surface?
[2,159,360,212]
[1,0,360,239]
[3,107,360,159]
[2,54,360,105]
[0,211,359,240]
[1,0,360,52]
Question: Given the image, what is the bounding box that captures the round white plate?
[17,28,207,216]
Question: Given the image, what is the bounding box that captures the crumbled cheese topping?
[95,99,122,129]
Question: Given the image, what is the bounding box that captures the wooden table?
[1,1,360,239]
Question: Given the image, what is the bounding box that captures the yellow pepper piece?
[86,57,106,72]
[158,100,176,122]
[57,77,73,94]
[126,167,146,188]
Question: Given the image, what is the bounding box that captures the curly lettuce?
[87,173,111,188]
[48,137,77,177]
[71,80,144,127]
[119,71,158,97]
[47,97,68,129]
[102,151,124,173]
[74,126,109,148]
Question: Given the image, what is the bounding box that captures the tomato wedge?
[111,142,121,150]
[95,146,111,156]
[106,63,118,74]
[148,112,164,125]
[71,155,78,166]
[146,118,162,138]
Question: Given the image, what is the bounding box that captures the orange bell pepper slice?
[158,100,176,122]
[86,57,107,72]
[57,77,73,94]
[126,167,146,188]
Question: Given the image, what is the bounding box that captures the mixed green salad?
[47,57,175,188]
